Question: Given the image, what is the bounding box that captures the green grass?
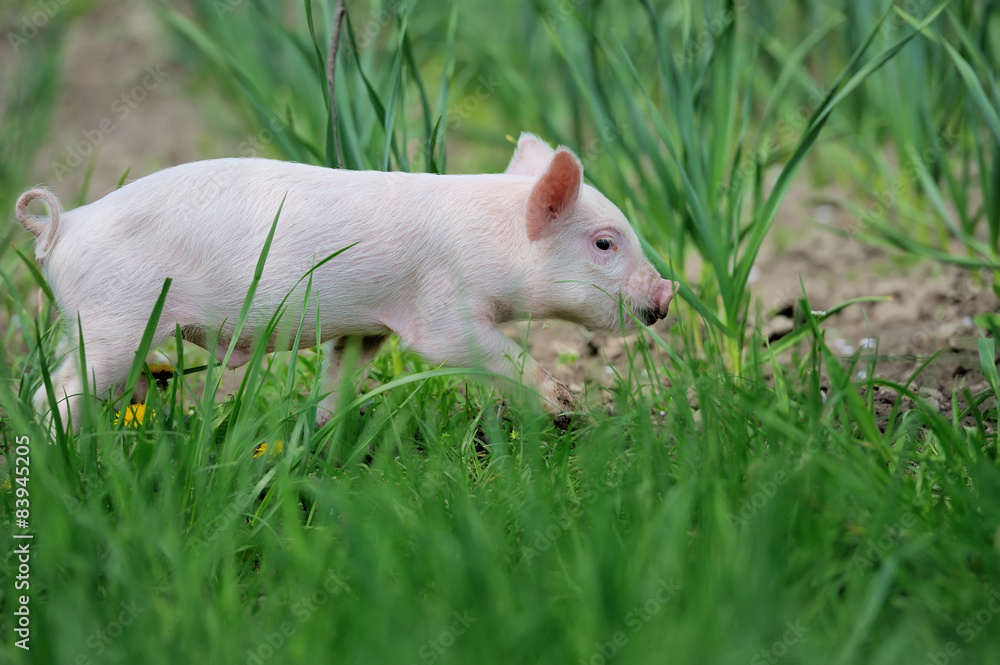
[2,315,998,664]
[2,1,1000,664]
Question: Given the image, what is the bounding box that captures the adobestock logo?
[918,587,1000,665]
[244,570,351,665]
[6,0,73,54]
[408,610,477,665]
[725,469,790,530]
[50,64,171,181]
[578,578,681,665]
[672,0,750,65]
[750,619,808,664]
[956,587,1000,644]
[68,600,145,664]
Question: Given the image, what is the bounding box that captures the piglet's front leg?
[404,323,576,426]
[533,364,575,429]
[477,329,577,427]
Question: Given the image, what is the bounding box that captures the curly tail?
[15,188,62,262]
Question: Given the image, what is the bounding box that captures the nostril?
[658,281,680,315]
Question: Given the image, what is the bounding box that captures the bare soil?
[516,182,997,424]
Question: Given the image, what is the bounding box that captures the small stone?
[834,338,855,355]
[813,204,835,225]
[763,315,794,342]
[687,387,699,409]
[917,386,946,409]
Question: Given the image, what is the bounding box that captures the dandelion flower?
[115,404,152,427]
[148,362,174,389]
[253,441,285,459]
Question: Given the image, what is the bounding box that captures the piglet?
[15,132,679,429]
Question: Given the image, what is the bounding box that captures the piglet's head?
[507,133,680,334]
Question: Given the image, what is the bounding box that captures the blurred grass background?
[2,1,1000,663]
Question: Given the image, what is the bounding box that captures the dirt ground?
[513,228,997,424]
[14,2,999,423]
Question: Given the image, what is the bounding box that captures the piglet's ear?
[505,132,557,177]
[525,148,583,241]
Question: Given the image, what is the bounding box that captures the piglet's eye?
[595,237,613,251]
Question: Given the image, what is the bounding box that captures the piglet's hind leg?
[35,333,144,430]
[316,334,388,427]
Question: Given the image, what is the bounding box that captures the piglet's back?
[45,159,531,333]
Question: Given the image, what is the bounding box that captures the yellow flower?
[0,480,11,493]
[115,404,153,427]
[253,440,284,459]
[148,362,175,388]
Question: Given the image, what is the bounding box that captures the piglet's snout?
[651,279,680,320]
[634,278,679,326]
